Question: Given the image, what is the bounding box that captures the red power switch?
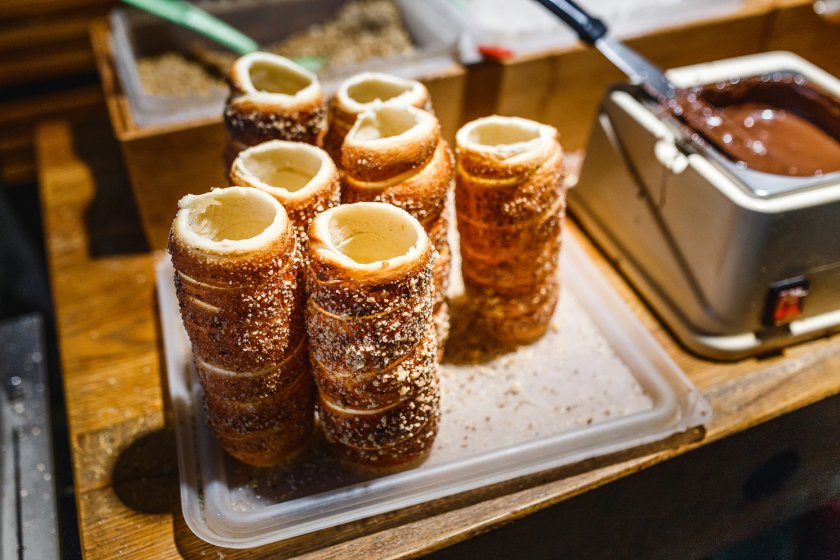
[764,277,809,327]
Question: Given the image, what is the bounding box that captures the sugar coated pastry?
[455,115,566,344]
[230,140,341,242]
[224,52,327,165]
[341,105,453,359]
[324,72,431,163]
[305,202,440,471]
[169,186,313,466]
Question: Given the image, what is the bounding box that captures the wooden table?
[37,116,840,559]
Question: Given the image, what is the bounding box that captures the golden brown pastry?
[455,115,566,344]
[230,140,341,242]
[169,186,312,466]
[324,72,431,164]
[340,105,453,358]
[224,52,327,165]
[305,202,440,471]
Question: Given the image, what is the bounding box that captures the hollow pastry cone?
[230,140,341,242]
[224,52,327,166]
[455,115,566,344]
[324,72,431,164]
[305,202,440,471]
[169,187,313,466]
[341,105,453,358]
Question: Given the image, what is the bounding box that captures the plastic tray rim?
[155,234,711,548]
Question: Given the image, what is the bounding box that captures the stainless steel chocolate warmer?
[571,52,840,360]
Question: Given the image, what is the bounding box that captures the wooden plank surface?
[38,112,840,560]
[0,84,102,187]
[432,393,840,558]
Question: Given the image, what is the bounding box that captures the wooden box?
[90,20,465,251]
[464,0,840,152]
[765,0,840,79]
[464,2,777,152]
[92,0,839,250]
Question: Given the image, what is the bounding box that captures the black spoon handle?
[533,0,607,44]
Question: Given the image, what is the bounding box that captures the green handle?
[122,0,259,55]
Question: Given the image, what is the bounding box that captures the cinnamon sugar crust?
[205,366,314,433]
[304,203,440,471]
[306,294,432,373]
[318,372,439,448]
[312,323,438,410]
[432,301,450,363]
[340,108,454,356]
[324,408,439,471]
[195,335,308,401]
[455,115,567,345]
[169,186,313,466]
[426,201,451,251]
[475,279,561,343]
[209,414,314,467]
[431,221,451,304]
[224,102,327,147]
[343,139,453,225]
[305,261,434,318]
[455,142,564,227]
[457,197,564,261]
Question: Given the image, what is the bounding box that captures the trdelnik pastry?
[455,115,566,344]
[340,104,454,359]
[169,187,312,466]
[224,52,327,164]
[324,72,431,164]
[229,140,341,243]
[305,202,440,471]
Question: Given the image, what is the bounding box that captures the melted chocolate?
[667,75,840,177]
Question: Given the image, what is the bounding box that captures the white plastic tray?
[156,233,711,548]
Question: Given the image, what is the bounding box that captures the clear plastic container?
[156,232,711,548]
[431,0,746,62]
[109,0,461,128]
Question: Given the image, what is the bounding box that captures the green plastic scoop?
[122,0,258,55]
[121,0,324,71]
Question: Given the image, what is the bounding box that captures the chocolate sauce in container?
[667,75,840,177]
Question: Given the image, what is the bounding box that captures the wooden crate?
[765,0,840,78]
[469,2,776,152]
[90,20,466,251]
